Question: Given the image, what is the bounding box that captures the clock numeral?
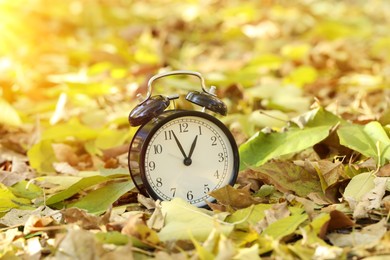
[148,161,156,171]
[153,144,163,154]
[211,136,217,146]
[164,130,173,140]
[198,126,202,135]
[218,152,225,162]
[186,190,194,200]
[204,184,210,194]
[171,187,176,197]
[179,123,189,133]
[214,170,219,179]
[156,177,163,187]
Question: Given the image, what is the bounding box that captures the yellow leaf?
[0,98,22,127]
[27,140,57,172]
[281,43,311,61]
[158,198,234,242]
[284,66,318,88]
[0,183,30,212]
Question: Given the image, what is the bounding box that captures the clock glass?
[141,112,237,207]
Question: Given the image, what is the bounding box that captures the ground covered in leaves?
[1,0,390,259]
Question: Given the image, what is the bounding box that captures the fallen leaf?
[226,203,273,231]
[45,175,113,205]
[62,207,111,230]
[0,171,28,187]
[158,198,234,242]
[26,236,42,258]
[54,228,104,259]
[0,98,22,127]
[210,185,258,209]
[338,121,390,166]
[23,214,55,235]
[252,161,323,197]
[239,107,341,170]
[0,206,61,227]
[27,140,57,172]
[121,213,160,246]
[0,183,31,212]
[67,180,135,214]
[343,171,380,218]
[327,218,387,248]
[352,177,387,219]
[326,210,355,232]
[343,171,375,202]
[146,201,164,231]
[261,212,308,240]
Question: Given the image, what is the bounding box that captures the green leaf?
[226,204,273,230]
[0,98,22,127]
[337,121,390,166]
[45,175,111,205]
[343,171,375,202]
[67,180,134,214]
[0,183,31,212]
[262,213,308,240]
[239,108,340,169]
[9,181,43,200]
[95,231,129,245]
[158,198,234,242]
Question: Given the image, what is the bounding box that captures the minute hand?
[171,130,187,159]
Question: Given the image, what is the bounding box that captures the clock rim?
[129,110,239,207]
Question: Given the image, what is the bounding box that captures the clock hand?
[182,135,198,166]
[170,130,188,160]
[187,135,198,160]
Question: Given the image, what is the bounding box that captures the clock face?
[141,113,238,207]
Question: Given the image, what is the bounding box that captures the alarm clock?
[128,70,239,208]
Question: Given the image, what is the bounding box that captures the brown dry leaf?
[377,163,390,177]
[299,160,346,190]
[146,201,164,231]
[0,206,61,227]
[61,207,111,230]
[100,243,135,260]
[138,193,157,210]
[252,161,323,197]
[326,210,355,233]
[0,156,33,186]
[286,194,319,218]
[23,215,56,235]
[52,143,79,166]
[0,171,27,186]
[327,218,387,248]
[209,185,258,209]
[121,213,160,246]
[54,228,105,260]
[296,159,349,203]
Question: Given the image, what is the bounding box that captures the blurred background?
[1,0,390,171]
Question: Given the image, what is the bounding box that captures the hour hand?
[170,130,187,159]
